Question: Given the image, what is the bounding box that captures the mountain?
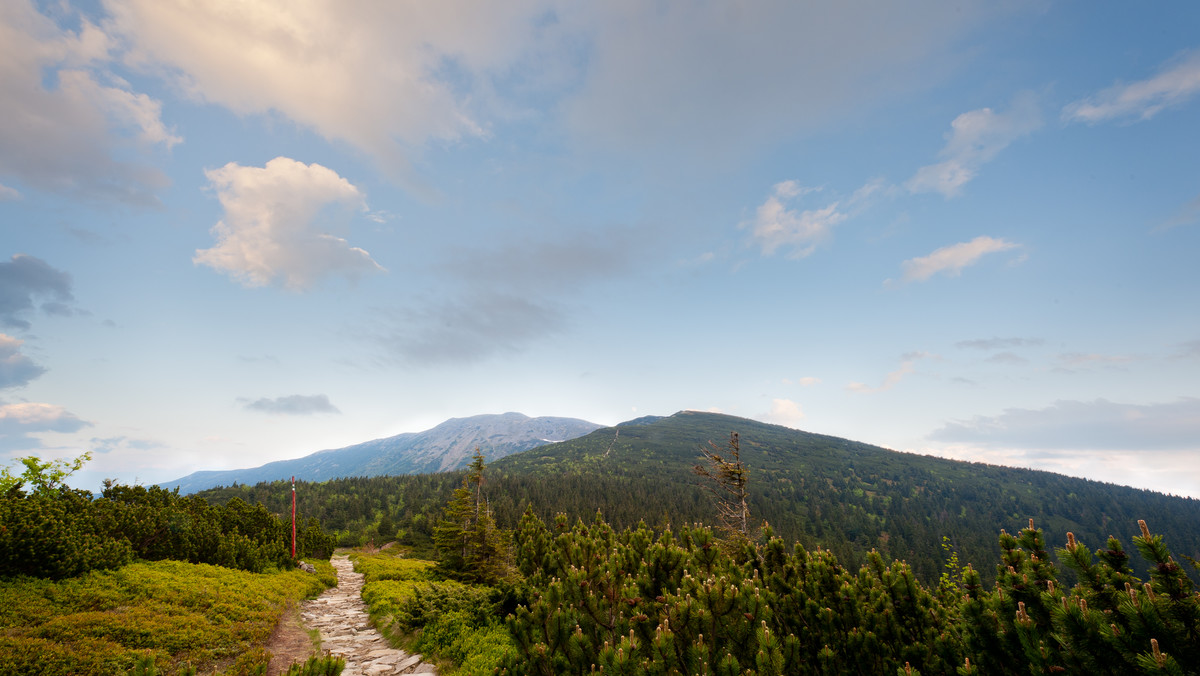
[162,412,601,494]
[195,410,1200,584]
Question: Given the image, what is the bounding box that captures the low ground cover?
[0,558,335,675]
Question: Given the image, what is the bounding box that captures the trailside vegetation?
[0,480,337,578]
[341,432,1200,675]
[0,558,335,675]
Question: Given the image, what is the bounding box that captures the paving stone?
[299,555,437,675]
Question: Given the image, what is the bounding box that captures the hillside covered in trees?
[197,411,1200,585]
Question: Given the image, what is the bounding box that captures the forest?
[5,414,1200,674]
[196,411,1200,587]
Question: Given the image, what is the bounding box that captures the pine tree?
[433,448,512,584]
[694,432,752,550]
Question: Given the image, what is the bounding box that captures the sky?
[2,1,1200,499]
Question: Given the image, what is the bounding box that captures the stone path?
[300,555,438,676]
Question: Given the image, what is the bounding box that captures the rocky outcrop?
[301,555,437,675]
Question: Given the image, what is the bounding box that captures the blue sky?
[3,0,1199,497]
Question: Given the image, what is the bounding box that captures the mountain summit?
[161,412,601,494]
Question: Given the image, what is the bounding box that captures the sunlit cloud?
[0,402,91,451]
[746,182,843,257]
[906,94,1041,198]
[195,157,383,291]
[1064,50,1200,124]
[0,1,174,203]
[891,236,1019,284]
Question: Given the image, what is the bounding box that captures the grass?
[0,559,335,675]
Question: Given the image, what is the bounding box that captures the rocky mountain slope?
[161,412,601,494]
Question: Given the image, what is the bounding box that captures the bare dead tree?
[693,431,752,543]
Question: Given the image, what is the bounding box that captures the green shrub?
[0,559,333,675]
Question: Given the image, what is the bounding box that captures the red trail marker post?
[291,476,296,559]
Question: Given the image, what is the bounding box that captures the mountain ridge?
[161,412,601,494]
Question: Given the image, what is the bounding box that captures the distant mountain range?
[161,412,602,494]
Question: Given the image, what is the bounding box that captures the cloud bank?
[931,398,1200,451]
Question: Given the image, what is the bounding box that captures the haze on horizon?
[1,1,1198,498]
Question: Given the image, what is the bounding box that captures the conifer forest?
[2,414,1200,674]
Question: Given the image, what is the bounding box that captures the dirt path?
[298,555,438,676]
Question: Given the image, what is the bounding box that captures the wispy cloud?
[847,352,928,394]
[891,236,1019,284]
[0,334,46,389]
[1157,193,1200,232]
[931,398,1200,451]
[744,179,883,258]
[380,292,566,365]
[195,157,383,291]
[906,94,1041,198]
[0,254,75,330]
[1063,50,1200,124]
[241,394,341,416]
[1171,339,1200,360]
[782,376,821,387]
[956,337,1044,350]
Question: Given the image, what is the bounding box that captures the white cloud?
[0,1,174,203]
[906,94,1041,197]
[194,157,384,291]
[762,398,805,428]
[0,184,19,201]
[745,182,845,258]
[1064,50,1200,124]
[0,334,46,389]
[242,394,341,416]
[0,402,91,451]
[106,0,550,181]
[894,236,1019,283]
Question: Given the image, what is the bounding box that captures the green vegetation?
[354,549,517,675]
[0,478,336,579]
[198,412,1200,586]
[0,558,335,675]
